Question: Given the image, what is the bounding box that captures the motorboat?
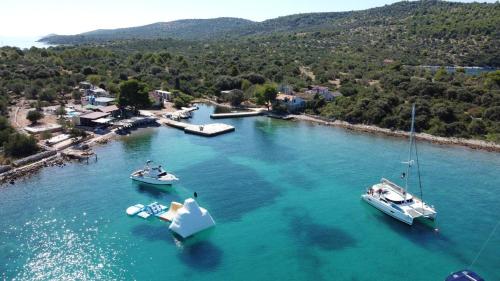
[362,104,437,225]
[130,160,179,185]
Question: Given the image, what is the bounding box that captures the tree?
[72,90,82,102]
[118,80,151,109]
[255,83,277,110]
[468,119,486,136]
[55,106,66,117]
[87,74,101,86]
[3,133,38,158]
[26,110,44,125]
[173,92,194,109]
[221,89,244,106]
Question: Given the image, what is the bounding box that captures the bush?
[483,106,500,122]
[221,90,244,106]
[468,119,486,136]
[173,92,194,109]
[26,110,44,124]
[4,133,39,158]
[69,127,87,138]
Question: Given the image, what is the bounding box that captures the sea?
[0,36,52,49]
[0,104,499,281]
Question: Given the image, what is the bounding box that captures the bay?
[0,104,499,280]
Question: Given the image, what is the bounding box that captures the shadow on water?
[130,223,175,244]
[362,203,474,265]
[188,118,298,164]
[134,183,179,199]
[177,240,223,271]
[176,157,281,222]
[285,208,357,251]
[120,128,158,154]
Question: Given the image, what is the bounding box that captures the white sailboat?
[361,104,437,225]
[130,160,179,185]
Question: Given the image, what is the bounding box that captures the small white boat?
[362,104,437,225]
[130,160,179,185]
[126,204,145,216]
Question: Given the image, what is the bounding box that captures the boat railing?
[381,178,405,194]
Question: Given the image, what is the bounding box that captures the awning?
[93,117,115,124]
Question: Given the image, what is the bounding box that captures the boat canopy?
[383,188,413,203]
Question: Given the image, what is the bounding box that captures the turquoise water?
[1,104,499,281]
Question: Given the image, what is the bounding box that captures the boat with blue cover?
[445,270,484,281]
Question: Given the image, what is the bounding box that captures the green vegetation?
[118,80,151,110]
[26,110,44,125]
[0,0,499,145]
[173,92,194,109]
[255,84,278,110]
[3,133,38,158]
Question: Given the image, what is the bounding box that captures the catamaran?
[361,104,437,225]
[130,160,179,185]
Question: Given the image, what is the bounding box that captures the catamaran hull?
[362,195,414,225]
[130,176,175,185]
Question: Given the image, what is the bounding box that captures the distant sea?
[0,36,53,49]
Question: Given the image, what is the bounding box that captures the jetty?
[161,119,234,137]
[210,109,264,119]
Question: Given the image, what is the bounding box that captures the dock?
[161,119,234,137]
[210,110,263,119]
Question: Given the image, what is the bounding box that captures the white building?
[154,90,173,101]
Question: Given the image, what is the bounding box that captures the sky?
[0,0,496,37]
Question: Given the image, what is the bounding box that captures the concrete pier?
[210,110,263,119]
[185,123,235,136]
[161,119,234,137]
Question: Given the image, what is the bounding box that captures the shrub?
[26,110,44,124]
[4,133,39,158]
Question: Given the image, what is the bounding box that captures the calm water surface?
[1,104,499,281]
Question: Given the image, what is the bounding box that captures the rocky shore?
[0,155,67,186]
[291,114,500,153]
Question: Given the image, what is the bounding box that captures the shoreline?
[290,114,500,153]
[3,105,498,185]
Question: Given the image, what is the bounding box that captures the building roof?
[93,117,115,124]
[277,94,304,101]
[90,88,107,93]
[155,90,172,94]
[99,105,119,113]
[79,111,110,120]
[84,104,101,110]
[94,97,115,103]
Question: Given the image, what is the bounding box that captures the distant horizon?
[1,0,497,37]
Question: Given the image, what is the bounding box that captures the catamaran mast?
[404,104,416,192]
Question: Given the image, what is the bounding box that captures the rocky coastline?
[291,114,500,153]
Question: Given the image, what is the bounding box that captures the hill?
[41,18,255,44]
[41,1,499,42]
[0,0,498,147]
